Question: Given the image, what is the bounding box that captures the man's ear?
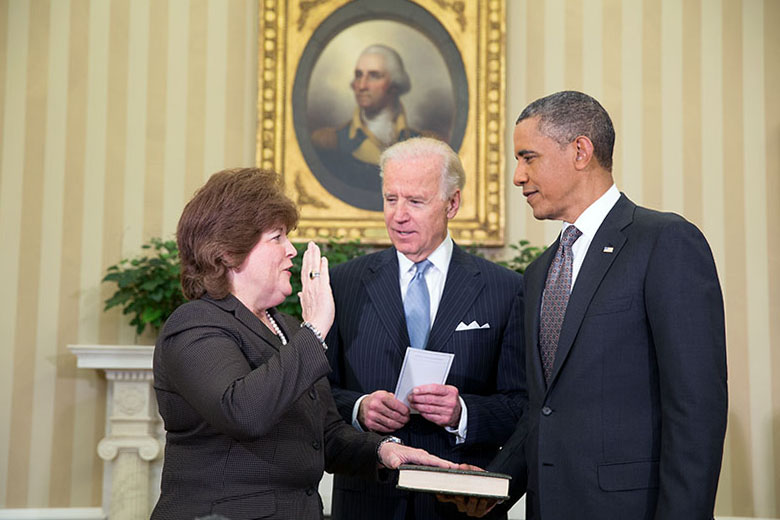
[573,136,595,170]
[446,190,461,219]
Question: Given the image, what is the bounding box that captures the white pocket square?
[455,320,490,331]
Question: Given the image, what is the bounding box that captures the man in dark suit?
[451,91,728,519]
[326,137,527,520]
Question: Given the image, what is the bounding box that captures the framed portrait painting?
[257,0,506,245]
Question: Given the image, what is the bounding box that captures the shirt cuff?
[444,396,468,444]
[351,395,368,432]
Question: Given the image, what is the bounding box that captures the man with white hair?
[312,45,427,211]
[325,137,526,520]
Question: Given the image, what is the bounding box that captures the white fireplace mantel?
[68,345,162,520]
[69,344,155,370]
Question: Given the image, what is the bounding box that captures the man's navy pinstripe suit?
[325,244,527,520]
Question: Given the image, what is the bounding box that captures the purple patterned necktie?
[539,225,582,383]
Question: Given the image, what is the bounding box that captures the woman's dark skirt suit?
[151,294,383,520]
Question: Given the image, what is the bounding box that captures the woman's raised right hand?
[299,241,335,337]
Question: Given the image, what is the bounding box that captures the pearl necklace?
[264,310,287,345]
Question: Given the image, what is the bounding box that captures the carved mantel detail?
[69,345,162,520]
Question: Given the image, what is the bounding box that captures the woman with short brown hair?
[151,168,452,519]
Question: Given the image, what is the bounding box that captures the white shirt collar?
[397,233,453,275]
[562,184,621,239]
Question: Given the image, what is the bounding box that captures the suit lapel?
[426,245,483,352]
[547,195,635,388]
[363,248,408,353]
[205,294,282,354]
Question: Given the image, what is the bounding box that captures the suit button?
[541,406,553,416]
[306,487,314,496]
[308,389,316,400]
[312,440,321,450]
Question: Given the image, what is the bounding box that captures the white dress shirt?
[562,184,621,288]
[352,234,469,443]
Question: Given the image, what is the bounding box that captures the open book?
[396,464,511,499]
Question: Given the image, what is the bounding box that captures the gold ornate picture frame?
[257,0,505,245]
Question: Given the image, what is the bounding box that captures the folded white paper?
[394,347,454,410]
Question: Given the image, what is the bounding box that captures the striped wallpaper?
[0,0,777,517]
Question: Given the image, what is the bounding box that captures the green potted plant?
[497,239,545,274]
[103,238,186,337]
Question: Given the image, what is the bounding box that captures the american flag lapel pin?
[602,246,614,253]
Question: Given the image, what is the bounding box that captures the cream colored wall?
[0,0,259,509]
[0,0,777,516]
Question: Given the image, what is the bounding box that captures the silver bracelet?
[301,321,328,351]
[376,435,403,465]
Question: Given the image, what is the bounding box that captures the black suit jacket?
[326,244,526,520]
[151,294,382,520]
[490,195,728,519]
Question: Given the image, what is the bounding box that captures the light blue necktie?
[405,259,432,349]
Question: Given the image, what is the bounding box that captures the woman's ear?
[221,253,238,271]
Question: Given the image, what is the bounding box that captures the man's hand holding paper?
[392,347,459,428]
[359,348,456,433]
[408,384,462,428]
[358,390,410,433]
